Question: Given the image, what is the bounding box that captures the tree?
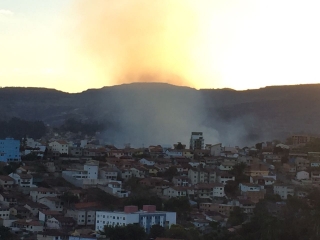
[165,224,188,239]
[164,197,191,220]
[159,166,178,181]
[224,180,239,197]
[149,224,166,239]
[230,163,249,184]
[0,226,15,239]
[228,207,245,226]
[61,192,79,206]
[102,224,147,240]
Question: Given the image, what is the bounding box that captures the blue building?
[0,138,21,162]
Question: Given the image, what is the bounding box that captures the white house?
[219,162,234,171]
[139,158,155,166]
[30,188,58,202]
[296,171,310,180]
[210,143,222,157]
[165,149,183,158]
[239,183,264,193]
[9,173,34,188]
[49,140,69,154]
[163,187,188,198]
[273,184,295,200]
[38,197,63,211]
[99,167,118,180]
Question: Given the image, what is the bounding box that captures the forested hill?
[1,83,320,142]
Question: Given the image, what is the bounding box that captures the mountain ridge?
[1,82,320,144]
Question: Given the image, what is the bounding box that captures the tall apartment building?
[190,132,204,150]
[0,138,21,162]
[95,205,176,233]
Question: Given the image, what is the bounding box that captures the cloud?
[0,9,13,16]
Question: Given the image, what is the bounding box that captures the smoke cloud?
[71,0,218,87]
[70,1,262,147]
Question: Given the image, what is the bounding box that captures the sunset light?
[1,0,320,92]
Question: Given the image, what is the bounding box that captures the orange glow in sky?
[1,0,320,92]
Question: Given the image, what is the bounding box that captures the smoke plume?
[70,1,262,147]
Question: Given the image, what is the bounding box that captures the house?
[0,175,15,189]
[193,183,225,199]
[130,166,147,178]
[46,216,76,230]
[99,167,118,180]
[10,206,31,218]
[172,176,191,187]
[250,176,275,186]
[163,186,188,198]
[294,157,310,171]
[49,140,69,154]
[119,168,133,181]
[273,184,295,200]
[139,158,155,166]
[65,202,101,226]
[30,187,58,202]
[25,201,49,216]
[296,171,310,180]
[239,183,266,203]
[214,203,235,217]
[239,199,255,215]
[0,206,10,220]
[98,182,130,198]
[219,162,235,171]
[37,230,69,240]
[209,143,222,156]
[11,219,44,233]
[216,172,235,184]
[38,197,64,211]
[182,150,194,159]
[192,219,210,228]
[0,192,18,207]
[165,149,183,158]
[311,171,320,185]
[9,172,34,188]
[245,164,269,177]
[39,210,63,223]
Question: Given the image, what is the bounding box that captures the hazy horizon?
[1,0,320,93]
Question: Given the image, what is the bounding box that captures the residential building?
[188,168,216,185]
[99,167,118,181]
[49,140,69,154]
[30,188,58,202]
[11,219,44,233]
[163,186,188,198]
[95,205,176,233]
[190,132,204,150]
[273,184,295,200]
[9,173,34,188]
[0,138,21,162]
[0,175,15,189]
[139,158,155,166]
[65,202,100,226]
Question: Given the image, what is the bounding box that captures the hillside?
[1,83,320,145]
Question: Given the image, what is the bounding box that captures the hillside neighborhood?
[1,131,320,239]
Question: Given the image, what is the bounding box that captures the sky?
[1,0,320,93]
